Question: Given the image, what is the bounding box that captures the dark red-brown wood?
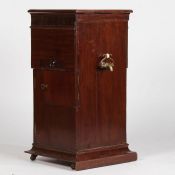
[25,9,137,170]
[31,28,75,69]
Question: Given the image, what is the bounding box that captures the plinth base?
[25,144,137,170]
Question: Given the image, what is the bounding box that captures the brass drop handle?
[41,83,48,90]
[98,53,114,71]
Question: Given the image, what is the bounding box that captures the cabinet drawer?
[31,28,75,70]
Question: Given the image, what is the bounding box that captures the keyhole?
[41,83,48,90]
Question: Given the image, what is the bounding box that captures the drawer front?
[31,28,75,70]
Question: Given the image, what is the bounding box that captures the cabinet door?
[77,18,128,150]
[33,70,76,152]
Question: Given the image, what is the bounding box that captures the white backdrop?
[0,0,175,174]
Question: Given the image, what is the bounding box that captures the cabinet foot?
[70,163,75,170]
[30,154,37,161]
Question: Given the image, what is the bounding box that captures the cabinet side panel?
[76,15,129,151]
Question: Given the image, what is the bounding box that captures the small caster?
[70,163,75,170]
[30,154,37,161]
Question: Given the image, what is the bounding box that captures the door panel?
[35,70,75,107]
[77,19,128,150]
[33,70,76,152]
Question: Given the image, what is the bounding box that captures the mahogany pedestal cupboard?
[25,9,137,170]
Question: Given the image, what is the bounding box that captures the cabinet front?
[33,70,76,152]
[77,18,128,150]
